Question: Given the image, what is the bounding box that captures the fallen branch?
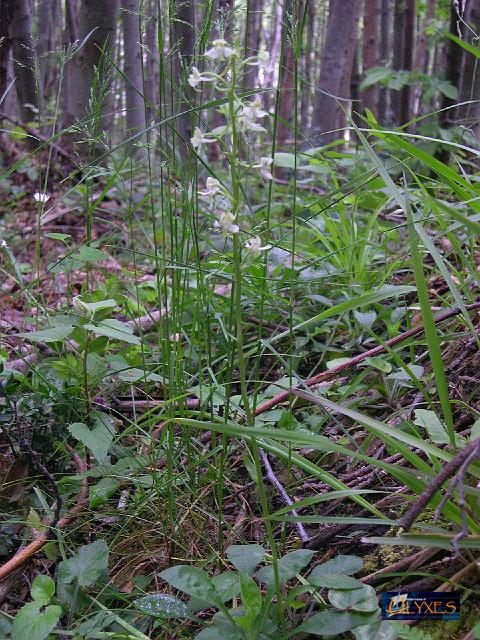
[255,301,480,416]
[0,446,88,582]
[397,436,480,534]
[259,449,309,543]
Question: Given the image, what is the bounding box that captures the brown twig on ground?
[254,301,480,416]
[361,548,440,585]
[259,448,309,543]
[0,446,88,583]
[397,436,480,535]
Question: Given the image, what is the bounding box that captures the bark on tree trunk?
[37,0,61,101]
[300,0,315,131]
[413,0,435,118]
[66,0,119,134]
[0,0,14,107]
[11,0,38,123]
[312,0,361,145]
[61,0,78,129]
[459,0,480,142]
[171,0,195,161]
[276,0,296,153]
[244,0,263,89]
[378,0,391,122]
[144,0,158,127]
[400,0,415,125]
[361,0,380,117]
[438,0,466,162]
[122,0,145,150]
[391,0,405,124]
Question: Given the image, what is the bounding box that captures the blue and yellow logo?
[381,592,460,621]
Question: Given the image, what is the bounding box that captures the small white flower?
[247,50,270,68]
[245,235,271,256]
[216,211,239,235]
[0,238,7,248]
[199,177,222,197]
[33,192,51,203]
[188,66,215,88]
[238,98,268,133]
[190,127,215,149]
[253,157,274,180]
[205,39,236,61]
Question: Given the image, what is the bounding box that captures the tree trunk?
[66,0,119,134]
[276,0,296,153]
[144,0,158,127]
[391,0,405,124]
[37,0,61,101]
[61,0,78,129]
[244,0,263,89]
[413,0,435,117]
[171,0,195,161]
[459,0,480,142]
[312,0,361,145]
[11,0,38,123]
[361,0,380,117]
[300,0,315,130]
[400,0,415,125]
[122,0,145,150]
[0,0,14,107]
[378,0,391,122]
[438,0,466,162]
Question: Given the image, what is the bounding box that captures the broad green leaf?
[353,620,398,640]
[89,477,120,508]
[133,594,191,619]
[83,318,140,345]
[31,575,55,604]
[308,574,364,590]
[309,555,363,577]
[58,540,109,587]
[160,566,219,604]
[329,585,378,612]
[226,544,265,575]
[237,573,262,630]
[189,572,240,611]
[73,297,118,316]
[43,232,71,242]
[255,549,315,588]
[18,325,74,343]
[195,624,243,640]
[414,409,450,445]
[68,420,114,464]
[12,602,62,640]
[296,610,372,636]
[74,246,110,262]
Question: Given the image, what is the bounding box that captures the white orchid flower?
[190,127,215,149]
[205,39,236,61]
[216,211,239,236]
[245,235,271,256]
[33,192,51,203]
[199,177,222,197]
[253,157,274,180]
[188,66,216,89]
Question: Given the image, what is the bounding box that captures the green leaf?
[12,602,62,640]
[74,246,110,262]
[133,594,191,619]
[413,409,450,445]
[329,584,379,612]
[83,318,140,345]
[18,325,74,343]
[309,555,363,576]
[353,620,398,640]
[43,232,71,242]
[296,610,372,636]
[255,549,315,588]
[160,566,219,604]
[238,573,262,630]
[226,544,265,575]
[31,575,55,604]
[195,624,243,640]
[68,419,114,464]
[308,574,364,590]
[58,540,109,587]
[74,296,118,316]
[189,572,240,611]
[89,477,119,508]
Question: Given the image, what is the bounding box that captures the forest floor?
[1,140,480,640]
